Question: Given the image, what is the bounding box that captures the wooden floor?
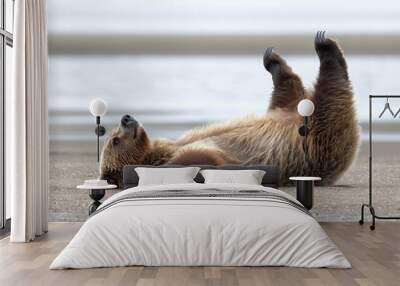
[0,222,399,286]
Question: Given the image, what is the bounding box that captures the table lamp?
[89,98,107,162]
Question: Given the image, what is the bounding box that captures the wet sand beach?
[49,140,400,222]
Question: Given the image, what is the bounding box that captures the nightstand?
[289,177,321,210]
[77,183,117,215]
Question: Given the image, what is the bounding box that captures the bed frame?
[122,165,281,189]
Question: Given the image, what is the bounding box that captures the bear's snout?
[120,114,139,138]
[121,114,138,128]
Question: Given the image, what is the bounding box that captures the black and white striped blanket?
[91,188,310,217]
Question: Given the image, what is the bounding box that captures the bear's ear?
[100,170,122,188]
[107,176,118,186]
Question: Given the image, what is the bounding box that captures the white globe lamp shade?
[297,99,315,117]
[89,98,107,117]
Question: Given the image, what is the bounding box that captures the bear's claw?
[263,47,274,67]
[263,47,282,74]
[264,47,274,58]
[315,30,326,45]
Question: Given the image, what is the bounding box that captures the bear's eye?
[112,137,120,146]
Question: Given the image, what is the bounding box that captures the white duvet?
[50,183,350,269]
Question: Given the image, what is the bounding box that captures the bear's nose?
[121,114,138,128]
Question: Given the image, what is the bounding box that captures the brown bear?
[100,32,360,188]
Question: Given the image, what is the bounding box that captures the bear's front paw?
[263,47,284,75]
[314,31,343,60]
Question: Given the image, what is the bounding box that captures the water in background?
[49,54,400,145]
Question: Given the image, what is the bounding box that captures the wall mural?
[46,1,400,222]
[99,32,360,188]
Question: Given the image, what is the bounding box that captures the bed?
[50,165,350,269]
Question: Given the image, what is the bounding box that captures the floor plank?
[0,222,399,286]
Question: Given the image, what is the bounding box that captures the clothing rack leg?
[370,206,376,230]
[359,204,365,225]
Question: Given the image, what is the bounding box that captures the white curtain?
[8,0,49,242]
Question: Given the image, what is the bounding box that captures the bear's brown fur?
[100,32,360,188]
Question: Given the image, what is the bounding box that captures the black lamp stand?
[94,116,106,162]
[90,116,106,215]
[298,116,309,164]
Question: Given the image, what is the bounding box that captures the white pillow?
[200,169,266,185]
[135,167,200,186]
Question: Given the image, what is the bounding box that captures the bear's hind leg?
[263,47,305,112]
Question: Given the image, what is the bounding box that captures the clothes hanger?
[378,97,395,118]
[394,106,400,118]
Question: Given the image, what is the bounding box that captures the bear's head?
[99,114,151,187]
